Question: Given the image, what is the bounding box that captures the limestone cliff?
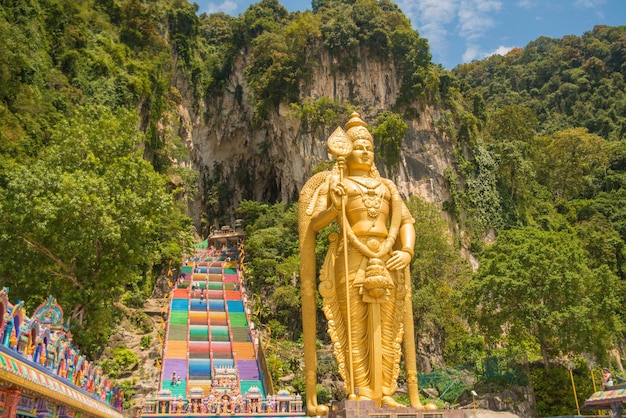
[176,48,455,226]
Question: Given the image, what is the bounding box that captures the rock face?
[457,386,535,418]
[176,49,454,225]
[101,296,167,417]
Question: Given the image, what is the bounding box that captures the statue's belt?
[356,235,387,252]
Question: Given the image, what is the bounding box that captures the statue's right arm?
[310,186,338,232]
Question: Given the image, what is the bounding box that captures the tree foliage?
[535,128,608,200]
[0,106,192,356]
[237,201,302,339]
[465,227,621,367]
[484,105,538,219]
[372,110,407,171]
[450,29,626,384]
[455,25,626,141]
[406,196,473,366]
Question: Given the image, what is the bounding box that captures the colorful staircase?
[161,288,188,398]
[188,269,212,393]
[159,250,266,399]
[224,266,264,395]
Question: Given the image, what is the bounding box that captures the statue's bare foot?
[307,404,329,416]
[382,396,406,408]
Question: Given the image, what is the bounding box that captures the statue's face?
[347,138,374,171]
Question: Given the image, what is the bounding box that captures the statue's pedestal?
[328,400,466,418]
[329,400,376,418]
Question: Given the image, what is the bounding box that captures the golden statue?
[299,113,422,415]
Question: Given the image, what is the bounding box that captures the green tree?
[245,31,297,118]
[238,202,301,337]
[406,196,473,365]
[284,11,321,80]
[168,4,199,69]
[455,26,626,141]
[244,0,288,37]
[372,110,407,171]
[319,3,358,58]
[537,128,608,200]
[0,106,192,356]
[465,227,620,367]
[486,105,538,210]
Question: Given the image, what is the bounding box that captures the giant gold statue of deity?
[299,113,422,415]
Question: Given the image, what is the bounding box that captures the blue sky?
[195,0,626,69]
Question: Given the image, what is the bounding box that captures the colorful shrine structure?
[584,381,626,418]
[141,226,305,417]
[0,289,124,418]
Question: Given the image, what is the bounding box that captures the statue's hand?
[387,250,412,271]
[336,155,347,172]
[329,175,346,211]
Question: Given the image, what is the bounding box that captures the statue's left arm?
[386,188,416,271]
[399,203,416,252]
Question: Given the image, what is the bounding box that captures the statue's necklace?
[348,177,384,219]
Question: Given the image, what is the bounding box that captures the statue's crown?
[345,112,367,130]
[345,112,372,144]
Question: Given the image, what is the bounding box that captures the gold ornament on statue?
[326,126,352,158]
[361,258,393,302]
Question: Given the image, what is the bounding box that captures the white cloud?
[462,44,482,63]
[398,0,456,52]
[575,0,605,8]
[197,0,238,15]
[463,44,515,64]
[398,0,505,67]
[488,45,515,57]
[458,0,502,41]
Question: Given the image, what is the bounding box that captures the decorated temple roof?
[0,289,124,417]
[0,346,124,417]
[583,385,626,409]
